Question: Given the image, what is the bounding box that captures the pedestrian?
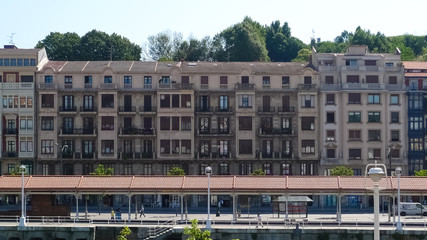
[110,209,115,221]
[257,213,263,228]
[140,205,146,217]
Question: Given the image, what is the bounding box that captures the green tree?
[414,170,427,176]
[330,166,354,176]
[91,164,114,176]
[168,167,185,176]
[251,169,266,176]
[183,219,212,240]
[292,48,311,62]
[213,16,269,62]
[117,226,131,240]
[145,31,178,61]
[174,36,212,61]
[35,32,81,60]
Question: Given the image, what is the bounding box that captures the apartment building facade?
[35,60,320,176]
[403,61,427,175]
[0,45,48,174]
[313,45,408,175]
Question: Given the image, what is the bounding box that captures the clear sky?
[2,0,427,49]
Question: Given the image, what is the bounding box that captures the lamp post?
[205,166,212,229]
[55,143,69,175]
[366,162,386,240]
[19,165,26,227]
[395,167,402,231]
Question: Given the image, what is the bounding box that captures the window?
[391,130,400,142]
[368,112,380,122]
[301,140,315,154]
[160,140,170,154]
[219,163,230,175]
[181,117,191,130]
[82,140,94,158]
[83,95,94,110]
[20,117,33,130]
[63,95,74,110]
[144,76,152,88]
[326,94,335,105]
[124,76,132,87]
[219,95,228,110]
[181,94,191,108]
[21,76,33,82]
[326,149,336,158]
[347,75,359,83]
[20,137,33,153]
[160,117,170,130]
[199,117,209,133]
[104,76,112,83]
[181,76,189,84]
[181,140,191,154]
[390,95,399,105]
[389,76,397,84]
[239,140,252,154]
[239,117,252,130]
[410,138,423,151]
[41,94,54,107]
[239,94,252,108]
[300,163,314,175]
[201,76,208,86]
[44,76,53,83]
[282,76,290,85]
[64,76,72,88]
[199,164,208,175]
[84,76,92,88]
[41,117,54,130]
[220,76,228,85]
[391,148,400,158]
[368,130,381,141]
[160,76,170,84]
[171,94,180,108]
[325,76,334,84]
[101,94,114,108]
[366,75,379,83]
[200,140,210,157]
[282,140,292,157]
[349,130,361,141]
[218,117,229,133]
[41,140,54,154]
[365,60,376,66]
[349,149,361,160]
[347,111,361,122]
[240,163,253,175]
[391,112,399,123]
[263,163,272,175]
[368,94,380,104]
[346,60,358,66]
[281,164,292,175]
[410,116,422,130]
[326,130,335,141]
[304,76,312,84]
[281,118,292,133]
[101,140,114,154]
[326,112,335,123]
[368,149,381,160]
[160,94,170,108]
[301,117,315,130]
[241,76,249,83]
[101,116,114,130]
[348,93,361,104]
[218,140,229,157]
[172,117,180,130]
[301,95,314,108]
[262,76,270,87]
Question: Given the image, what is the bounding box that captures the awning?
[274,196,313,202]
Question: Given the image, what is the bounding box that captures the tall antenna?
[8,33,16,45]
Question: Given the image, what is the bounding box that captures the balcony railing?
[298,84,317,91]
[120,127,155,135]
[59,106,77,112]
[80,106,97,112]
[235,83,255,90]
[119,106,137,112]
[195,106,214,112]
[38,83,57,90]
[134,152,154,159]
[4,128,17,134]
[214,107,233,113]
[258,106,275,113]
[60,128,95,135]
[159,83,193,89]
[120,152,134,159]
[259,128,292,135]
[100,83,117,89]
[277,106,295,113]
[198,128,231,135]
[82,152,94,159]
[139,106,156,113]
[4,151,18,158]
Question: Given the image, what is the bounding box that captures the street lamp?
[55,143,69,175]
[395,167,402,231]
[19,165,26,227]
[205,166,212,229]
[366,162,386,240]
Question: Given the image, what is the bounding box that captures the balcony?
[120,152,134,159]
[2,82,33,89]
[159,83,193,90]
[61,151,74,159]
[38,83,57,90]
[59,106,77,113]
[100,83,117,89]
[258,128,293,136]
[235,83,255,90]
[4,128,17,134]
[197,128,232,136]
[214,106,233,113]
[59,128,96,136]
[256,151,292,159]
[258,106,275,114]
[195,106,214,113]
[297,84,317,91]
[82,152,95,159]
[64,83,73,89]
[84,84,93,89]
[277,106,295,114]
[119,127,155,137]
[119,106,137,114]
[134,152,154,159]
[139,106,157,114]
[123,83,132,89]
[4,151,18,158]
[80,106,97,113]
[211,151,231,159]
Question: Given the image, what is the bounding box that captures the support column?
[285,194,289,220]
[392,195,395,224]
[180,194,184,222]
[75,194,80,222]
[232,194,237,223]
[135,195,138,220]
[336,194,341,223]
[128,193,132,221]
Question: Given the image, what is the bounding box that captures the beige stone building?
[313,45,407,175]
[35,61,319,175]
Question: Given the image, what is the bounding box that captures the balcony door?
[263,96,270,112]
[124,95,132,111]
[144,95,152,111]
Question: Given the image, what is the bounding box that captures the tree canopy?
[183,219,212,240]
[90,164,114,176]
[36,30,142,61]
[251,169,266,176]
[168,167,185,176]
[330,166,354,176]
[414,170,427,176]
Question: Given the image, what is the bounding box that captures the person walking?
[110,209,115,221]
[257,213,264,228]
[139,205,146,217]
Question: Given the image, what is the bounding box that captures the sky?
[2,0,427,49]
